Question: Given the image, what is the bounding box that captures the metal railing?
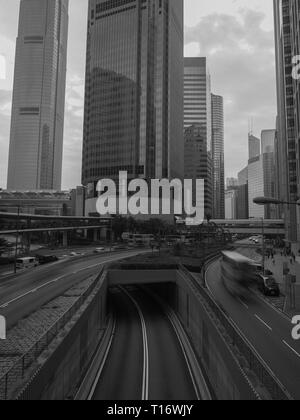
[0,267,104,400]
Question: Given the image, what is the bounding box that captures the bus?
[221,251,258,296]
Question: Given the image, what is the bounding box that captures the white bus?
[16,257,39,270]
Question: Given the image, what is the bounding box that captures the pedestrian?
[273,258,276,266]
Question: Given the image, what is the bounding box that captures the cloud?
[185,9,277,178]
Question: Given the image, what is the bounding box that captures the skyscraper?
[274,0,299,244]
[248,134,260,160]
[7,0,69,191]
[184,57,212,216]
[82,0,184,197]
[211,94,225,219]
[261,130,276,219]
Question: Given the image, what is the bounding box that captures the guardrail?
[0,267,105,401]
[180,254,292,400]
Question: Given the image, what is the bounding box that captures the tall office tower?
[184,125,213,217]
[225,189,238,220]
[248,134,260,160]
[184,57,212,216]
[226,178,238,189]
[261,130,276,219]
[211,94,225,219]
[248,155,264,219]
[237,166,248,219]
[82,0,184,197]
[274,0,299,244]
[7,0,69,191]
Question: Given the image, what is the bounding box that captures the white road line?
[87,319,116,400]
[121,287,149,401]
[254,314,273,332]
[0,252,143,309]
[237,297,249,310]
[283,340,300,359]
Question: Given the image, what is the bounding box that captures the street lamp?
[253,198,269,275]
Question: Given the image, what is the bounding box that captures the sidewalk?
[237,247,300,316]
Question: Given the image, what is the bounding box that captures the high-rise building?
[238,167,248,187]
[211,94,225,219]
[184,57,212,216]
[261,130,276,219]
[225,189,238,220]
[248,156,264,219]
[274,0,299,244]
[184,125,213,217]
[226,178,238,189]
[248,134,260,160]
[82,0,184,197]
[237,166,248,219]
[7,0,69,191]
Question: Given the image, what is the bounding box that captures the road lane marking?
[254,314,273,332]
[87,318,116,400]
[283,340,300,359]
[237,297,249,310]
[0,252,145,309]
[121,287,149,401]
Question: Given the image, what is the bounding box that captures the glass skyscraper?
[274,0,299,243]
[184,57,212,216]
[211,94,225,219]
[7,0,69,191]
[82,0,184,194]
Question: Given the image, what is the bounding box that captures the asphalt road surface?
[0,250,147,329]
[91,287,198,401]
[206,259,300,400]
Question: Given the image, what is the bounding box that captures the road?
[206,259,300,400]
[0,250,146,329]
[91,287,198,401]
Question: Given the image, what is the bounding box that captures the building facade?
[184,57,212,216]
[225,189,238,220]
[7,0,69,191]
[237,166,249,219]
[211,94,225,219]
[82,0,184,196]
[274,0,299,244]
[184,124,213,217]
[248,134,260,160]
[261,130,276,219]
[248,156,265,219]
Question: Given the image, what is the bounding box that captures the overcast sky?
[0,0,276,190]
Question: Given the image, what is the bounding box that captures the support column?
[63,231,68,247]
[93,229,99,242]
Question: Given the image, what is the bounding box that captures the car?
[112,245,127,251]
[257,274,280,297]
[36,255,58,265]
[94,247,105,254]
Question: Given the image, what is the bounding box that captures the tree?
[111,216,128,241]
[0,238,13,257]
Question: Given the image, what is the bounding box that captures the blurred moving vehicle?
[36,255,58,265]
[16,257,39,270]
[257,275,280,297]
[221,251,258,296]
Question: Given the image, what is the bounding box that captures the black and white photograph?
[0,0,299,404]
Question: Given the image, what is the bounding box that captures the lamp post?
[14,205,21,274]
